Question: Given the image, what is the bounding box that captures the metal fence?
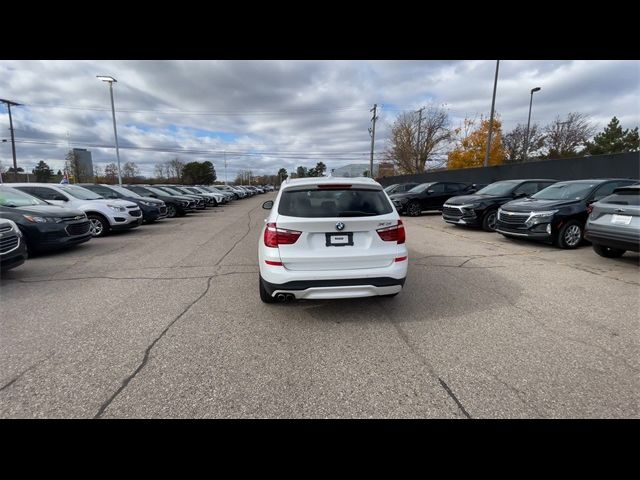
[378,152,640,186]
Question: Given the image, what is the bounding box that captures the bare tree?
[122,162,140,182]
[154,163,165,180]
[503,123,545,163]
[384,105,453,174]
[167,158,185,181]
[94,165,103,183]
[104,163,119,184]
[544,112,597,158]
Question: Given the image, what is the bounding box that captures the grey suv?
[585,184,640,258]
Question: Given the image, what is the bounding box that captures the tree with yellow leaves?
[447,116,506,169]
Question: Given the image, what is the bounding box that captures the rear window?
[600,191,640,206]
[278,188,393,217]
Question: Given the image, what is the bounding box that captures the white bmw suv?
[258,176,408,302]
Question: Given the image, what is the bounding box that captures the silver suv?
[585,184,640,258]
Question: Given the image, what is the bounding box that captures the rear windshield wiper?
[337,211,378,217]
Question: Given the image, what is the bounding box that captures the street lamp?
[0,98,21,181]
[523,87,541,161]
[96,76,122,185]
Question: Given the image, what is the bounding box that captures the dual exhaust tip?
[276,293,295,302]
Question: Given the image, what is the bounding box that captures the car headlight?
[181,201,189,207]
[459,203,479,209]
[22,214,58,223]
[139,200,155,206]
[526,210,558,226]
[106,204,127,212]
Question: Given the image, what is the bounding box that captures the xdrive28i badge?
[335,222,345,231]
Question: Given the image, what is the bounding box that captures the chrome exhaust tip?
[285,294,295,302]
[276,293,286,302]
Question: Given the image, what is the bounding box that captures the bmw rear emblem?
[335,222,345,231]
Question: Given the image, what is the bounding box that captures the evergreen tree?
[585,117,640,155]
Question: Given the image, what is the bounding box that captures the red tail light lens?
[587,204,594,215]
[377,220,405,244]
[264,223,302,247]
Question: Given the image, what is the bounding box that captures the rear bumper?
[585,228,640,252]
[262,276,406,299]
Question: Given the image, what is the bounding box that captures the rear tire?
[592,243,625,258]
[556,220,583,249]
[481,209,498,232]
[87,214,110,237]
[259,275,277,303]
[166,204,177,218]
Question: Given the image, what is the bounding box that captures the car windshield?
[0,187,47,207]
[476,181,520,196]
[59,185,104,200]
[146,186,170,196]
[279,188,393,218]
[407,183,435,194]
[532,182,597,201]
[160,187,185,195]
[111,185,142,198]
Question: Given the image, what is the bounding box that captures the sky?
[1,60,638,180]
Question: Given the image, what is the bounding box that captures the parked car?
[384,183,419,195]
[237,186,255,197]
[0,218,27,272]
[154,186,207,209]
[389,182,476,216]
[199,186,235,202]
[214,185,245,199]
[183,186,227,205]
[79,183,168,223]
[496,179,638,249]
[442,179,556,231]
[585,184,640,258]
[123,185,194,217]
[0,186,92,253]
[258,177,407,302]
[11,183,141,237]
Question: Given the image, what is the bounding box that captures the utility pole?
[484,60,500,167]
[1,99,21,181]
[224,150,227,185]
[369,104,378,178]
[415,106,424,171]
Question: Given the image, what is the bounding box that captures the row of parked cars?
[385,178,640,257]
[0,182,274,272]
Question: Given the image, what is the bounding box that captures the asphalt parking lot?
[1,193,638,418]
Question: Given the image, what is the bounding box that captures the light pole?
[96,76,122,185]
[0,98,21,181]
[484,60,500,167]
[523,87,541,161]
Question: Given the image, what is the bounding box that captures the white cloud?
[1,60,638,177]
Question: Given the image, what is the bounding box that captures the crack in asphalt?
[215,204,259,266]
[0,352,56,393]
[10,271,258,284]
[377,299,472,419]
[94,202,262,418]
[94,275,215,418]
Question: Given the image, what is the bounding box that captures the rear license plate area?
[325,232,353,247]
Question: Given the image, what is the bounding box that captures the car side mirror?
[262,200,274,210]
[426,189,434,194]
[148,194,157,198]
[53,194,68,201]
[514,192,527,198]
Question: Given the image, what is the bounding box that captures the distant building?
[332,163,380,178]
[71,148,93,182]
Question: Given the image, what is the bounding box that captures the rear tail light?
[586,204,594,215]
[317,184,351,189]
[264,222,302,247]
[376,220,405,244]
